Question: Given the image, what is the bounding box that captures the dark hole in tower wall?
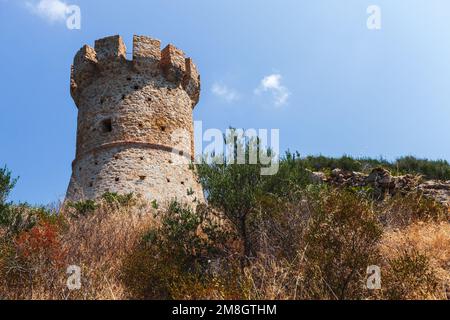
[101,118,112,133]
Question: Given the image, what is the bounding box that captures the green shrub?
[156,201,224,266]
[0,204,54,237]
[122,201,228,299]
[0,167,58,238]
[196,133,272,259]
[197,136,311,261]
[378,192,448,227]
[0,166,18,205]
[303,187,383,300]
[298,154,450,180]
[101,192,135,206]
[395,156,450,180]
[0,166,19,235]
[303,154,366,172]
[66,200,98,217]
[382,250,440,300]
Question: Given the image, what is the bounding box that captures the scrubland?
[0,153,449,300]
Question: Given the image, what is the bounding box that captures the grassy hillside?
[0,151,449,300]
[296,153,450,180]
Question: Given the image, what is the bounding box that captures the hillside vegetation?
[0,150,449,300]
[298,154,450,181]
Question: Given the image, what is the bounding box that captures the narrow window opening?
[101,118,112,133]
[115,177,120,182]
[160,126,166,132]
[139,176,146,181]
[89,182,93,187]
[140,156,144,161]
[166,178,170,183]
[181,181,185,185]
[100,97,105,105]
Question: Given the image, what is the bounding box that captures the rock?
[418,180,450,207]
[312,166,450,207]
[331,168,343,177]
[367,168,392,186]
[311,171,326,184]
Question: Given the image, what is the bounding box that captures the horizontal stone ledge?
[72,141,193,168]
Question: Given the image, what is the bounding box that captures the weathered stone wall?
[309,167,450,207]
[66,35,203,205]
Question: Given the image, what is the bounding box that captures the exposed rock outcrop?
[309,167,450,207]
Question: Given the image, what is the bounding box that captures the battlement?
[70,35,200,107]
[94,35,127,62]
[133,35,161,70]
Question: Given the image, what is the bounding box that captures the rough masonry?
[66,35,204,204]
[309,167,450,207]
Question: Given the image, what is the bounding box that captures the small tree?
[197,131,314,262]
[0,166,18,205]
[197,131,265,260]
[0,166,18,228]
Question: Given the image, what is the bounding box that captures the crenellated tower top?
[70,35,200,108]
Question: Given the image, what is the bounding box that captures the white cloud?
[26,0,69,23]
[211,83,240,103]
[255,74,290,107]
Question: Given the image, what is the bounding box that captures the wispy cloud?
[25,0,70,23]
[255,73,290,107]
[211,83,240,103]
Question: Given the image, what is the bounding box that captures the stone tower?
[66,35,204,204]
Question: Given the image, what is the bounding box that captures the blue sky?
[1,0,449,204]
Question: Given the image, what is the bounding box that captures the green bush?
[122,201,228,299]
[154,201,224,267]
[378,192,448,228]
[197,132,271,259]
[66,199,98,217]
[382,250,440,300]
[0,166,19,233]
[298,154,450,180]
[0,167,57,238]
[395,156,450,180]
[66,193,134,217]
[101,192,135,206]
[0,166,18,205]
[303,187,383,299]
[0,204,53,237]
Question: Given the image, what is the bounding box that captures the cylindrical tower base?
[66,144,204,205]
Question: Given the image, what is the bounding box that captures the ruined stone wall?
[309,167,450,207]
[66,35,203,205]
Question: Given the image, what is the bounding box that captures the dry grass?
[380,222,450,299]
[61,200,157,300]
[0,199,157,300]
[1,190,448,300]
